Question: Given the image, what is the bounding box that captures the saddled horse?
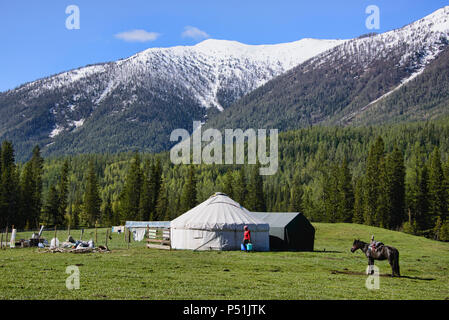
[351,239,400,277]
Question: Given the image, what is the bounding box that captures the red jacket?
[244,230,251,241]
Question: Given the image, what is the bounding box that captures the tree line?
[0,118,448,241]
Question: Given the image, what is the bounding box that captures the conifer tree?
[139,160,152,221]
[0,141,20,228]
[71,193,82,228]
[246,163,266,212]
[444,158,449,219]
[44,185,62,226]
[406,145,430,232]
[337,159,354,223]
[57,160,70,224]
[364,137,385,225]
[233,168,247,206]
[102,196,114,226]
[180,166,197,213]
[83,160,101,227]
[119,152,142,221]
[30,146,44,228]
[386,146,406,229]
[222,171,234,198]
[155,178,169,220]
[20,162,35,228]
[288,171,304,212]
[149,159,163,216]
[322,163,340,222]
[428,148,447,227]
[353,178,365,224]
[376,156,390,228]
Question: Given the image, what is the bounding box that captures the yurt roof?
[170,192,269,231]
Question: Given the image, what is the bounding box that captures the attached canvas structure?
[170,193,270,251]
[251,212,315,251]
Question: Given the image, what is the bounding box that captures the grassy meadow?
[0,223,448,300]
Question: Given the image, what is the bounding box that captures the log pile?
[39,245,110,254]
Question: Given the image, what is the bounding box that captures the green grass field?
[0,223,448,300]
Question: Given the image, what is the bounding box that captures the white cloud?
[181,26,210,40]
[115,29,160,43]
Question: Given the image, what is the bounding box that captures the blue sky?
[0,0,448,92]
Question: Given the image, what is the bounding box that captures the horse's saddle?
[369,241,384,252]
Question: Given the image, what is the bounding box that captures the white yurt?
[170,192,270,251]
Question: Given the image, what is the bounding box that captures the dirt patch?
[330,270,435,281]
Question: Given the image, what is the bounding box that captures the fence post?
[54,225,57,241]
[5,226,8,249]
[10,225,15,248]
[105,228,109,249]
[0,232,3,249]
[95,221,98,245]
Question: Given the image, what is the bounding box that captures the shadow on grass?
[313,250,343,254]
[331,270,435,281]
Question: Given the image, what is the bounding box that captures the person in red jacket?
[242,226,251,251]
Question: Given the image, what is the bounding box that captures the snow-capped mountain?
[13,38,344,113]
[206,6,449,131]
[2,6,449,160]
[0,37,344,159]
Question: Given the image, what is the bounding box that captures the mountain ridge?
[2,6,449,160]
[0,37,345,160]
[205,6,449,131]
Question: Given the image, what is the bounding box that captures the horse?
[351,239,401,277]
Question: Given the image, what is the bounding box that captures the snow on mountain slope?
[108,38,346,112]
[333,6,449,123]
[4,38,344,141]
[204,6,449,132]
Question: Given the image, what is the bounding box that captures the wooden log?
[147,239,171,245]
[147,243,171,250]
